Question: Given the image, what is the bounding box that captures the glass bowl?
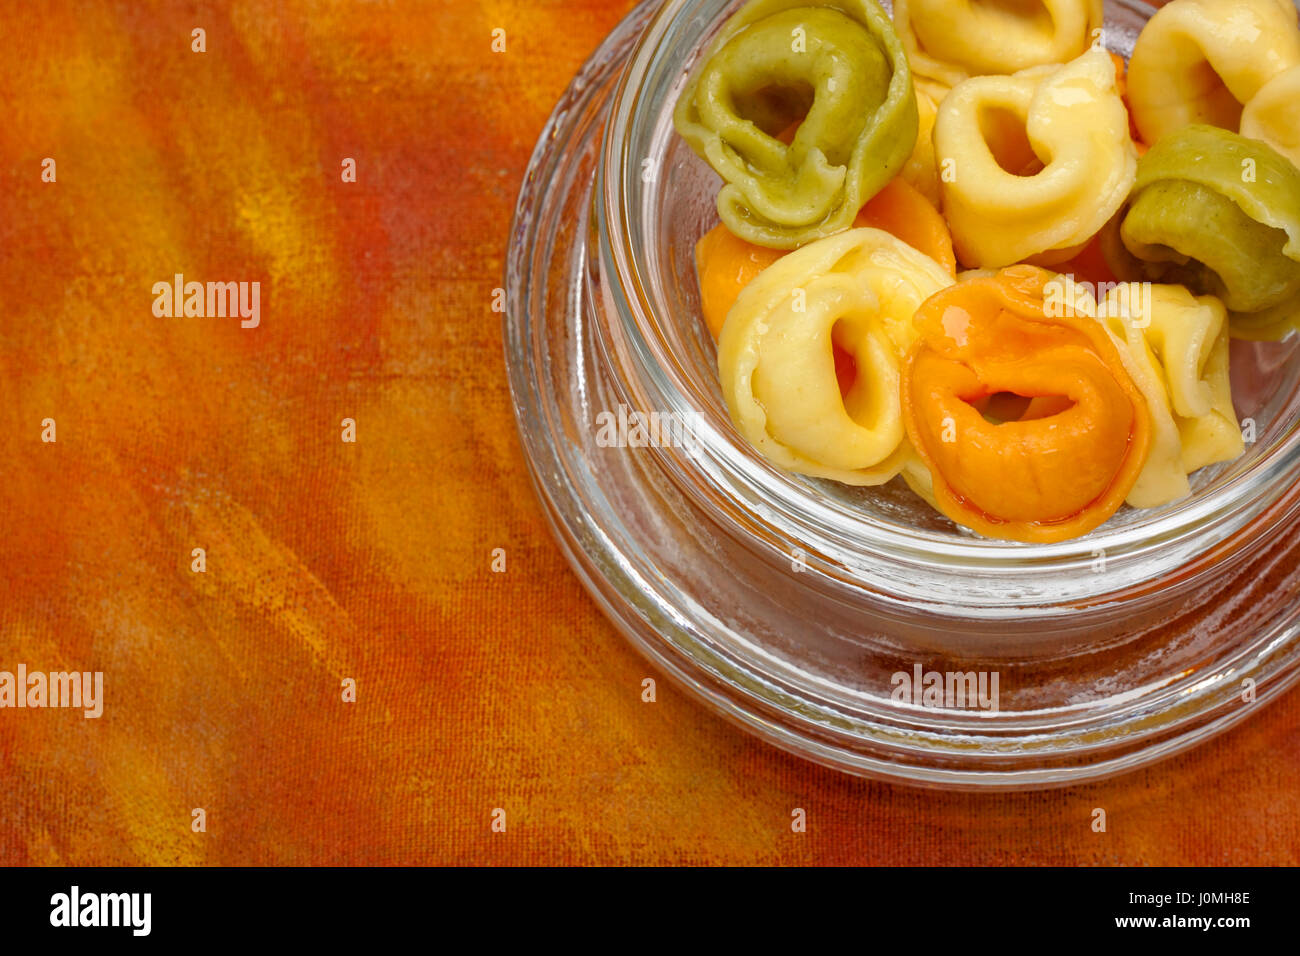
[504,0,1300,789]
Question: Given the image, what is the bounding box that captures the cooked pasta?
[1103,124,1300,340]
[900,77,948,207]
[894,0,1103,87]
[933,49,1137,269]
[1242,64,1300,173]
[717,228,953,485]
[1094,283,1242,507]
[674,0,917,249]
[675,0,1272,543]
[1127,0,1300,147]
[695,176,956,338]
[900,266,1152,543]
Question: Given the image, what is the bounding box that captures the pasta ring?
[718,228,953,485]
[674,0,917,249]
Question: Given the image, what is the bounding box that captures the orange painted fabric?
[0,0,1296,866]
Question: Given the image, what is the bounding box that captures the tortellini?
[933,49,1137,269]
[894,0,1103,87]
[898,272,1243,537]
[899,266,1151,543]
[673,0,917,249]
[900,78,949,207]
[675,0,1277,543]
[1092,284,1244,508]
[1127,0,1300,147]
[1242,65,1300,172]
[1103,125,1300,339]
[717,228,953,485]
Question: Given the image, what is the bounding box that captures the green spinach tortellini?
[674,0,917,249]
[1104,125,1300,340]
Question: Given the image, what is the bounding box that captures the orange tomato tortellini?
[695,226,785,340]
[900,266,1152,542]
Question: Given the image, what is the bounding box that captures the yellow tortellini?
[1095,284,1243,508]
[899,454,940,514]
[901,78,949,207]
[894,0,1103,87]
[1127,0,1300,147]
[717,228,953,485]
[1242,64,1300,172]
[933,49,1137,269]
